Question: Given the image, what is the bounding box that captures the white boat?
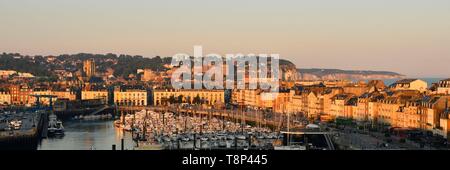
[226,135,235,140]
[182,136,190,142]
[209,135,218,141]
[217,133,227,140]
[236,134,246,140]
[200,136,209,141]
[256,134,265,139]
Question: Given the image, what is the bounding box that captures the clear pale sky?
[1,0,449,77]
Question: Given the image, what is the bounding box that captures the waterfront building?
[0,70,17,79]
[52,90,77,101]
[30,89,77,105]
[231,89,292,113]
[355,94,371,122]
[393,100,423,129]
[376,97,400,126]
[9,84,33,106]
[81,90,109,103]
[114,87,147,106]
[305,91,323,118]
[0,91,11,105]
[154,89,224,107]
[263,89,291,113]
[290,85,343,119]
[330,94,357,119]
[419,96,450,131]
[436,97,450,139]
[32,89,57,105]
[289,90,303,113]
[438,107,450,139]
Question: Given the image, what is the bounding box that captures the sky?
[1,0,449,77]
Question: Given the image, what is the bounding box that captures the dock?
[0,110,48,150]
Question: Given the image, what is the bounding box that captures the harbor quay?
[0,110,48,150]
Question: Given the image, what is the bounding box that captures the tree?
[177,95,184,103]
[168,95,176,104]
[193,95,201,105]
[185,96,192,104]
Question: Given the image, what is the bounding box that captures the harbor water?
[38,120,135,150]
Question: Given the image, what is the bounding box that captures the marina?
[0,106,334,150]
[117,109,333,150]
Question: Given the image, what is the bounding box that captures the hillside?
[0,53,405,80]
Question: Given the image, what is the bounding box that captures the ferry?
[48,114,64,136]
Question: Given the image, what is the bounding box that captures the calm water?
[38,120,135,150]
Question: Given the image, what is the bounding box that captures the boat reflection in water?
[47,114,64,137]
[38,119,134,150]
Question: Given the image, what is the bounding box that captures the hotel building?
[82,90,109,103]
[153,89,224,106]
[0,91,11,105]
[114,87,147,106]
